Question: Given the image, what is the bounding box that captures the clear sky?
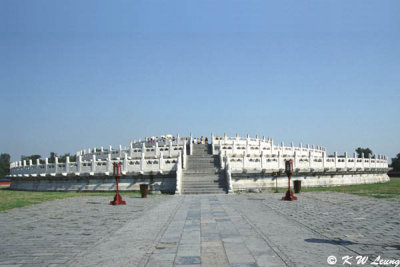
[1,0,399,162]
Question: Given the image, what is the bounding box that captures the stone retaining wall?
[231,172,390,191]
[10,174,176,193]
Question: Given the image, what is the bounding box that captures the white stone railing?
[212,133,273,145]
[212,134,326,158]
[10,134,189,178]
[225,151,388,173]
[10,154,180,177]
[78,141,185,161]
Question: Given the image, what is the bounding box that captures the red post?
[282,159,297,201]
[110,163,126,205]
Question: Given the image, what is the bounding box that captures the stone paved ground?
[0,192,399,267]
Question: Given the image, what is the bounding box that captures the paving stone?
[174,256,201,265]
[1,192,399,266]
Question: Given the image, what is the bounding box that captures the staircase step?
[182,190,226,195]
[182,181,223,184]
[182,144,227,194]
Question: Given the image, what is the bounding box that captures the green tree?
[48,152,57,163]
[59,153,71,163]
[0,153,11,177]
[21,155,41,163]
[355,147,373,158]
[69,154,77,162]
[390,153,400,172]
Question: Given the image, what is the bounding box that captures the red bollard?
[110,163,126,205]
[282,159,297,201]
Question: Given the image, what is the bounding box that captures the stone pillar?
[123,153,128,173]
[66,156,70,173]
[141,151,145,173]
[270,139,274,156]
[169,140,173,157]
[45,158,48,173]
[155,142,159,157]
[361,152,365,170]
[261,151,264,170]
[159,153,164,171]
[243,151,246,169]
[176,151,182,194]
[129,142,133,157]
[344,152,348,168]
[190,132,193,155]
[369,154,372,168]
[142,142,146,156]
[77,156,82,173]
[334,152,337,169]
[107,153,112,174]
[91,155,96,173]
[278,150,281,170]
[182,141,187,169]
[353,152,357,168]
[36,158,40,165]
[109,145,112,153]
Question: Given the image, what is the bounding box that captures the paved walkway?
[0,193,399,266]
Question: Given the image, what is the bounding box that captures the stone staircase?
[181,144,227,194]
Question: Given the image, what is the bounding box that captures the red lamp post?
[282,159,297,201]
[110,162,126,205]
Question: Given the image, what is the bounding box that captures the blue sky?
[1,0,399,161]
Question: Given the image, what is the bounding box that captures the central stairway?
[182,144,227,194]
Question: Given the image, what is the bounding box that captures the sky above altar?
[1,0,399,161]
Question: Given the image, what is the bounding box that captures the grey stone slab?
[1,192,399,266]
[176,244,201,257]
[174,256,201,265]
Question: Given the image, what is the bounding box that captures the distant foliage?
[48,152,57,164]
[21,154,41,163]
[18,152,77,165]
[391,153,400,172]
[58,153,76,163]
[0,153,10,177]
[355,147,373,158]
